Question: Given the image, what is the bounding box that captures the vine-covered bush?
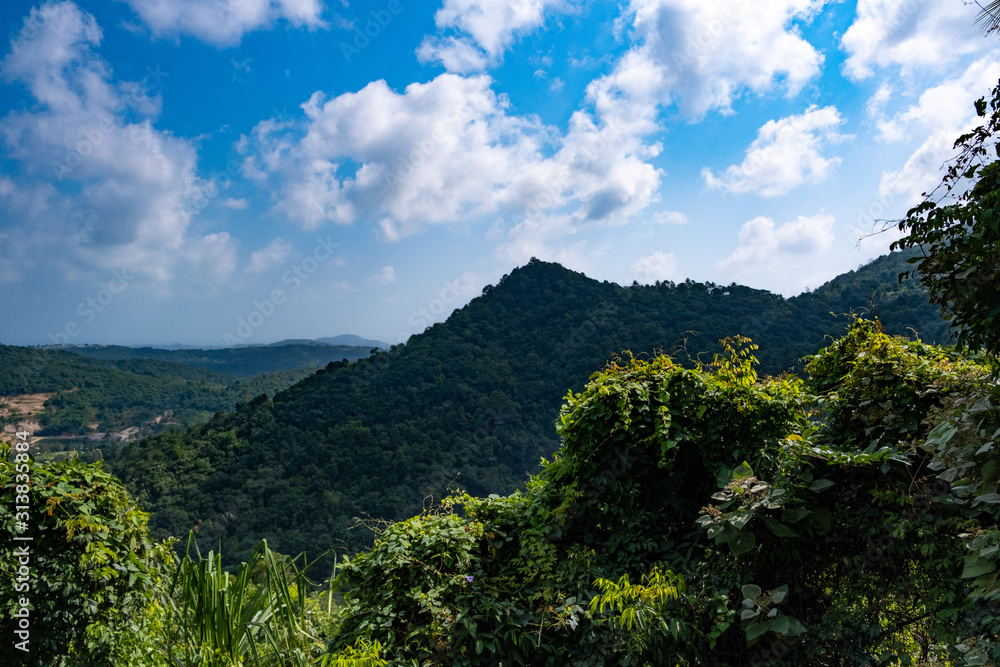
[0,440,173,666]
[325,324,1000,665]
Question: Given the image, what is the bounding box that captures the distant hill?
[63,343,373,377]
[0,341,375,451]
[111,250,954,567]
[315,334,388,349]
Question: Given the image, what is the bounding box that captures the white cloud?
[419,0,568,71]
[878,55,1000,206]
[595,0,826,120]
[842,0,986,80]
[866,81,892,119]
[631,249,676,283]
[122,0,327,47]
[244,73,661,242]
[369,265,396,284]
[0,2,217,284]
[185,232,237,284]
[702,105,847,197]
[651,210,687,224]
[417,36,489,73]
[721,213,834,268]
[223,197,249,209]
[245,237,292,274]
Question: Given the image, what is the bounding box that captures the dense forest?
[64,342,377,378]
[0,343,373,443]
[107,248,953,566]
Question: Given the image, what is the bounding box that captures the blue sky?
[0,0,997,347]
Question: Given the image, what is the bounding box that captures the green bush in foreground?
[0,440,171,666]
[326,324,1000,665]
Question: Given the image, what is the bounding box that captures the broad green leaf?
[745,621,768,641]
[785,617,807,637]
[732,461,754,480]
[962,554,997,579]
[769,615,789,635]
[766,521,799,538]
[782,507,810,524]
[809,479,834,492]
[730,532,756,557]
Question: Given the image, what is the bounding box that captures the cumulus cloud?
[702,105,847,197]
[842,0,985,80]
[878,55,1000,206]
[244,1,831,258]
[243,73,661,243]
[417,36,490,73]
[122,0,327,47]
[418,0,568,71]
[369,265,396,284]
[245,237,293,274]
[631,249,676,283]
[0,1,222,284]
[184,232,238,284]
[720,213,834,268]
[591,0,826,121]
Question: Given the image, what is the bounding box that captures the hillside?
[110,251,952,564]
[0,342,373,455]
[63,342,373,377]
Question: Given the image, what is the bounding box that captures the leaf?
[771,585,788,604]
[785,617,807,636]
[766,521,799,538]
[741,584,762,600]
[782,507,810,524]
[962,554,996,579]
[730,532,756,557]
[769,615,789,635]
[732,461,754,480]
[972,493,1000,506]
[745,621,769,642]
[809,479,834,492]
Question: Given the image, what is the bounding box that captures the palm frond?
[976,1,1000,35]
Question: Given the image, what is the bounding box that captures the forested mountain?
[63,342,373,377]
[110,250,953,565]
[0,342,372,443]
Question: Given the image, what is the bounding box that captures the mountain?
[315,335,389,349]
[110,251,953,567]
[0,341,376,455]
[63,343,373,377]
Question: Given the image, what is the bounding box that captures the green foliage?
[805,317,977,449]
[589,566,686,663]
[160,535,335,667]
[892,78,1000,356]
[0,344,366,442]
[0,439,172,666]
[317,320,1000,665]
[110,252,954,571]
